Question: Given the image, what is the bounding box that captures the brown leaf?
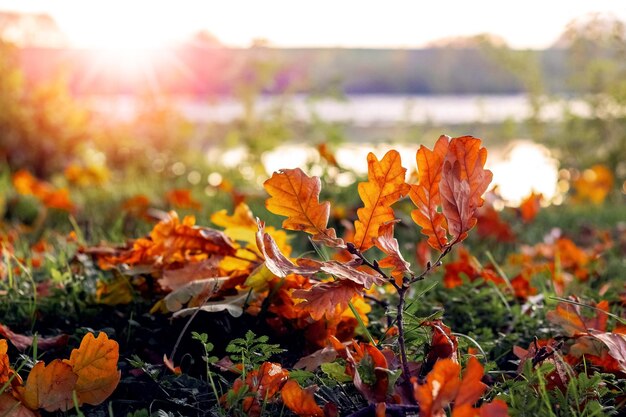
[421,320,459,377]
[546,299,608,337]
[0,393,37,417]
[0,340,10,386]
[320,261,385,289]
[264,168,343,246]
[293,347,338,371]
[281,379,324,417]
[439,136,492,244]
[0,324,68,352]
[19,360,77,412]
[374,221,412,285]
[590,331,626,373]
[158,258,222,291]
[293,280,362,321]
[409,135,450,251]
[352,150,410,252]
[161,277,229,312]
[256,221,322,278]
[63,332,120,406]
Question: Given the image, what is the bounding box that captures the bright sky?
[1,0,625,49]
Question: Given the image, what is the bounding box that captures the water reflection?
[210,139,559,207]
[488,141,559,205]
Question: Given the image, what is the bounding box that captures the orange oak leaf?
[352,150,410,252]
[414,357,493,417]
[293,280,362,321]
[281,379,324,417]
[18,360,77,412]
[63,332,120,406]
[0,393,37,417]
[409,135,450,251]
[439,136,492,244]
[264,168,343,246]
[414,358,461,417]
[98,212,237,268]
[374,221,412,285]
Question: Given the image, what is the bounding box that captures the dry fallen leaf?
[18,359,77,412]
[64,332,120,406]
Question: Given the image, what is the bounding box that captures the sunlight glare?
[489,141,559,205]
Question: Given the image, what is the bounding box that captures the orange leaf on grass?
[546,299,609,337]
[352,150,410,252]
[18,360,77,412]
[63,332,120,406]
[281,379,324,417]
[0,323,68,352]
[590,331,626,373]
[439,136,492,244]
[409,135,450,251]
[264,168,343,247]
[414,358,461,417]
[293,280,363,321]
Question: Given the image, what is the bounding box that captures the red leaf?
[439,136,492,244]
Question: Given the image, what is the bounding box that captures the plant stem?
[395,285,413,395]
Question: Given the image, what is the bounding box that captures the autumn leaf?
[0,339,11,386]
[161,277,228,312]
[589,331,626,373]
[63,332,120,406]
[264,168,343,246]
[422,321,459,375]
[374,220,412,285]
[519,192,542,223]
[281,379,324,417]
[158,258,222,291]
[409,135,450,251]
[293,280,362,321]
[12,170,75,212]
[256,221,322,278]
[455,356,487,408]
[0,393,37,417]
[0,324,68,352]
[439,136,492,244]
[165,189,201,210]
[413,358,461,417]
[546,299,608,337]
[18,360,77,412]
[352,150,410,252]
